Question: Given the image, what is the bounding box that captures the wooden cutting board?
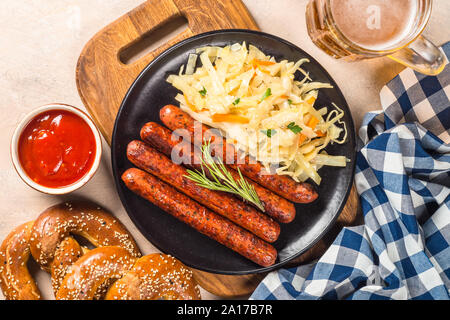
[76,0,361,297]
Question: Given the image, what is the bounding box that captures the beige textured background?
[0,0,448,300]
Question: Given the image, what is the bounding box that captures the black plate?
[112,30,356,275]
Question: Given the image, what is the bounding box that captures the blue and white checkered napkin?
[251,42,450,300]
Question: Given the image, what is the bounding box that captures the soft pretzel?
[105,253,201,300]
[0,222,90,299]
[0,222,40,300]
[56,247,200,300]
[0,201,141,299]
[1,202,201,300]
[56,246,136,300]
[50,236,84,294]
[30,202,141,270]
[0,203,200,300]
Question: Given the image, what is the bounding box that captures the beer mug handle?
[387,35,447,76]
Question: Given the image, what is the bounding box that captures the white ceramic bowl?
[10,103,102,194]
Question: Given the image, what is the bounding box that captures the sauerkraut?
[167,42,348,185]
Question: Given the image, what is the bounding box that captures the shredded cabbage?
[167,42,349,184]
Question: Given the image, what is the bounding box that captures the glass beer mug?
[306,0,446,75]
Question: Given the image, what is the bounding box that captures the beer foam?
[330,0,418,51]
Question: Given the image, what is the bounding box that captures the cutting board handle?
[98,0,193,71]
[95,0,260,71]
[76,0,258,142]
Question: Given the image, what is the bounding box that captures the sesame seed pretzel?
[50,235,85,293]
[0,201,141,299]
[105,252,201,300]
[30,202,141,270]
[0,222,41,300]
[56,248,201,300]
[0,202,201,300]
[0,221,94,299]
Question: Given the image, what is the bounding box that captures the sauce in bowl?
[18,109,97,188]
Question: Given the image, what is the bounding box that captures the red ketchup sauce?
[18,110,96,188]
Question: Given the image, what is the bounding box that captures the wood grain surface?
[76,0,361,298]
[76,0,258,144]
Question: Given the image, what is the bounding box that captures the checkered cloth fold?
[250,42,450,300]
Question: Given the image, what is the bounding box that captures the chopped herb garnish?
[261,129,276,138]
[287,99,293,105]
[287,122,302,134]
[233,98,241,105]
[199,87,207,96]
[260,88,272,101]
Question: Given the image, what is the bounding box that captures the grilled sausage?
[140,122,296,223]
[127,140,280,242]
[159,105,318,204]
[121,168,278,267]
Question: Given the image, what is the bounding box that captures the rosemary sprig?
[184,140,265,212]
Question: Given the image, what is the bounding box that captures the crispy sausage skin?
[121,168,277,267]
[159,105,318,204]
[127,140,280,243]
[140,122,296,223]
